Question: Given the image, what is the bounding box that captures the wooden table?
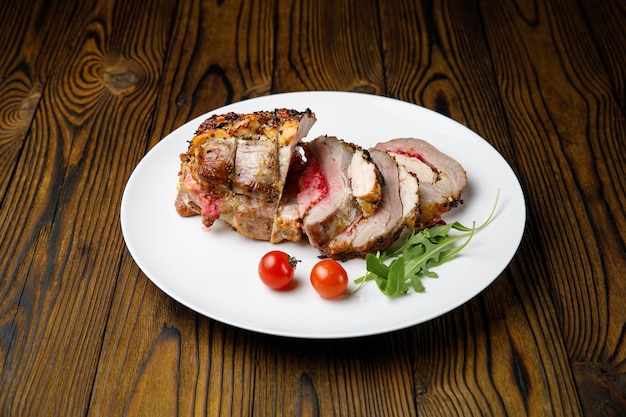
[1,0,624,415]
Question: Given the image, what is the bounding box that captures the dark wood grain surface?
[1,0,624,415]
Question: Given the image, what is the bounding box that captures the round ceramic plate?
[120,91,526,339]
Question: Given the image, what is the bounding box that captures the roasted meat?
[375,138,466,229]
[321,149,419,260]
[270,147,307,243]
[298,136,382,251]
[175,108,316,240]
[350,147,383,216]
[175,110,466,260]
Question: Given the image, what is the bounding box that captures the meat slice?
[271,186,303,243]
[351,150,413,254]
[299,136,364,250]
[349,148,382,216]
[193,137,237,191]
[375,138,466,229]
[270,146,307,243]
[396,164,421,229]
[175,109,316,240]
[322,150,419,260]
[233,137,278,198]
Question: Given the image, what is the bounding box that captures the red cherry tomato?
[310,259,348,299]
[258,251,300,290]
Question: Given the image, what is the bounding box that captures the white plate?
[121,91,525,339]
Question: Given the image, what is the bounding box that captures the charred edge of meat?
[443,198,464,209]
[194,108,313,136]
[355,227,405,259]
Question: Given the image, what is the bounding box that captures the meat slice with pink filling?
[375,138,466,229]
[298,136,366,250]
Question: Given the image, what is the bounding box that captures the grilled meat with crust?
[175,109,316,240]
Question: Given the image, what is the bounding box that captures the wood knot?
[241,83,271,100]
[349,84,377,95]
[574,362,626,416]
[103,65,137,95]
[18,86,43,122]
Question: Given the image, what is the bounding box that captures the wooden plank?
[531,1,626,415]
[0,0,59,288]
[149,0,279,144]
[0,2,86,412]
[577,0,626,112]
[380,0,586,415]
[0,0,47,193]
[88,1,279,416]
[478,1,626,415]
[274,0,384,94]
[0,0,177,415]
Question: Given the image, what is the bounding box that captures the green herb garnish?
[354,190,500,297]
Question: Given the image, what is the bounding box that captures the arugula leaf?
[386,258,409,296]
[353,190,499,297]
[365,253,389,278]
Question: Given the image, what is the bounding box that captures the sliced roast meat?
[299,136,363,250]
[230,195,277,239]
[175,110,469,258]
[233,137,278,199]
[175,109,316,239]
[396,164,421,229]
[349,147,382,216]
[351,150,412,254]
[194,137,236,191]
[375,138,466,229]
[321,150,419,259]
[175,166,226,227]
[271,188,303,243]
[270,148,307,243]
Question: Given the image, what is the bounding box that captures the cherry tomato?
[258,251,300,290]
[310,259,348,299]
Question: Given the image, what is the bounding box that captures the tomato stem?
[288,255,301,268]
